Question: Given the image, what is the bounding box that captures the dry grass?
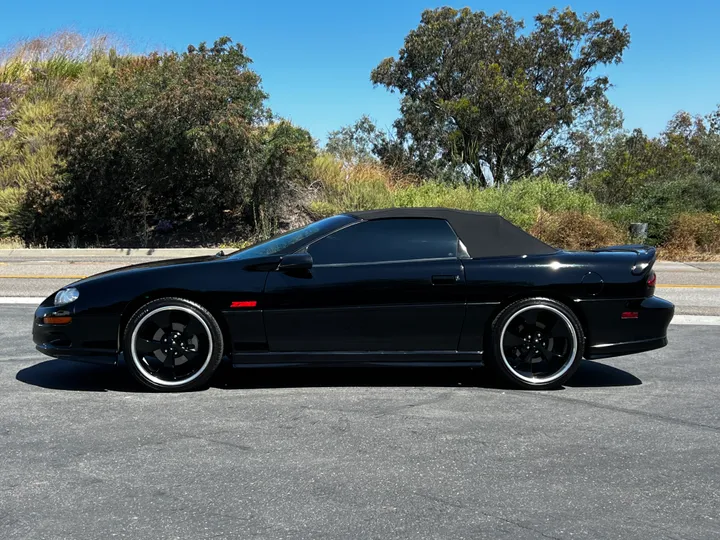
[660,213,720,258]
[0,236,24,248]
[655,249,720,262]
[530,210,628,251]
[0,30,124,71]
[310,154,417,192]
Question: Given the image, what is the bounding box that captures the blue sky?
[1,1,719,143]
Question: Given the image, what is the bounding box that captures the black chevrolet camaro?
[33,208,674,391]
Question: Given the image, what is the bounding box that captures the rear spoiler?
[590,244,657,275]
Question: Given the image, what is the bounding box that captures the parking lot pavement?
[1,305,719,540]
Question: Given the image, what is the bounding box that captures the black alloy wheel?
[124,298,224,391]
[489,298,584,390]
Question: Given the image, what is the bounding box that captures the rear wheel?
[124,298,223,392]
[488,298,584,390]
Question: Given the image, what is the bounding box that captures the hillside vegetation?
[0,17,719,257]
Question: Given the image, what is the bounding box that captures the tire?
[123,297,224,392]
[487,297,585,390]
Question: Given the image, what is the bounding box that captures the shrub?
[530,211,627,250]
[311,163,601,232]
[663,213,720,254]
[0,187,33,239]
[0,32,120,190]
[400,178,601,230]
[309,155,398,216]
[0,33,122,243]
[31,37,314,246]
[608,175,720,246]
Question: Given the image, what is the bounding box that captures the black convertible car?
[33,208,674,391]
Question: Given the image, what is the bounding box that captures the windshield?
[229,214,356,260]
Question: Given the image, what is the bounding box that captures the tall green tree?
[581,128,665,204]
[540,98,625,185]
[371,7,631,186]
[325,115,386,164]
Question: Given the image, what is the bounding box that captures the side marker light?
[230,301,257,308]
[43,316,72,325]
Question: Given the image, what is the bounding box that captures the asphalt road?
[1,303,719,539]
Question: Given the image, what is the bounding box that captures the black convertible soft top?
[347,208,557,259]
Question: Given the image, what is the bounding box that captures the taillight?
[646,272,657,296]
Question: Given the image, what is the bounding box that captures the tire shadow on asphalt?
[15,358,641,392]
[15,358,141,393]
[564,360,642,388]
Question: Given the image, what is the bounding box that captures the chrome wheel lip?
[130,306,213,387]
[499,304,578,385]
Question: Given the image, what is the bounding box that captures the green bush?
[0,33,118,193]
[28,38,314,246]
[600,175,720,246]
[0,187,32,239]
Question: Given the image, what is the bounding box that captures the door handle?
[432,274,460,285]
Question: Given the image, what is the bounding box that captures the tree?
[662,109,720,181]
[580,107,720,211]
[371,7,630,186]
[581,128,664,204]
[325,115,386,164]
[540,98,625,185]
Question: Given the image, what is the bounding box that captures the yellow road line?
[657,284,720,289]
[0,275,87,279]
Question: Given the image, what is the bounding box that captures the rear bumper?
[583,295,674,359]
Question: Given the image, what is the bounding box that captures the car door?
[262,218,467,352]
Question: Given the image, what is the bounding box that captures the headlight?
[54,288,80,306]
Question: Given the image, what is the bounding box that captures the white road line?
[671,315,720,326]
[0,297,45,305]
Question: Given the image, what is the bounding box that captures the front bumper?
[33,304,119,366]
[35,343,119,365]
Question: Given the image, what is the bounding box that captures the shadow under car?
[16,358,641,393]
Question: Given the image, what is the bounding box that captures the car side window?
[306,218,459,265]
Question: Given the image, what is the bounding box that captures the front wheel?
[487,298,585,390]
[124,298,224,392]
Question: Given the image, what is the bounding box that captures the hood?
[69,255,221,287]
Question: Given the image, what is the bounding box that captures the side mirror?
[278,252,313,271]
